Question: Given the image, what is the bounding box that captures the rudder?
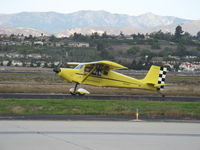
[143,65,167,91]
[157,66,167,91]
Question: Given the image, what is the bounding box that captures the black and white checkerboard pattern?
[157,67,167,91]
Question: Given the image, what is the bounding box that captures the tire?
[70,92,77,96]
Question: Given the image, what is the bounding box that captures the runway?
[0,120,200,150]
[0,93,200,101]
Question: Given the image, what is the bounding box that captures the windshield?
[74,64,84,69]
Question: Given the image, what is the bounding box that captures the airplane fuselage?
[58,67,156,91]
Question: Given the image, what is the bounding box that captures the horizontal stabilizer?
[154,84,167,88]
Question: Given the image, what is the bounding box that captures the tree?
[120,31,124,38]
[126,46,140,55]
[196,31,200,41]
[175,44,187,56]
[91,32,100,39]
[174,25,184,41]
[182,32,192,40]
[150,41,160,49]
[49,35,56,42]
[102,32,108,38]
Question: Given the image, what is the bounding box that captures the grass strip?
[0,99,200,117]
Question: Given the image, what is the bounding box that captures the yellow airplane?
[53,60,167,96]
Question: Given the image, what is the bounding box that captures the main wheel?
[70,92,77,96]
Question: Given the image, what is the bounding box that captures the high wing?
[86,61,128,70]
[67,62,81,66]
[68,60,127,70]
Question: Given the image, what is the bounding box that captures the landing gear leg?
[70,83,79,96]
[74,83,79,93]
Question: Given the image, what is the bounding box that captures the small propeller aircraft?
[53,60,167,96]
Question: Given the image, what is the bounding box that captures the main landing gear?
[69,83,90,96]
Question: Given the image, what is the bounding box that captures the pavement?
[0,93,200,101]
[0,120,200,150]
[1,114,200,121]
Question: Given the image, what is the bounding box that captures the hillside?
[152,20,200,35]
[0,26,49,36]
[57,20,200,37]
[0,11,190,33]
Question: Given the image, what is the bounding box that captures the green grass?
[0,99,200,117]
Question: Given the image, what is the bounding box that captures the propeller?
[53,65,61,73]
[53,61,62,74]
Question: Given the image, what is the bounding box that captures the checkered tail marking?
[157,67,167,91]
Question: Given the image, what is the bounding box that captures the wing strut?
[81,65,96,83]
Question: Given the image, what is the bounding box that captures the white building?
[68,42,89,47]
[11,60,23,67]
[179,62,200,71]
[34,41,44,46]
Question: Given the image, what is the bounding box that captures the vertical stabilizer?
[143,65,167,91]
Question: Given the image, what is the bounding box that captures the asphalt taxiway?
[0,120,200,150]
[0,93,200,101]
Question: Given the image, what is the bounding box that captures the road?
[0,93,200,101]
[0,120,200,150]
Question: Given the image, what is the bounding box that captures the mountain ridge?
[0,10,191,33]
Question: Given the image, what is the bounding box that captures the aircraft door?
[84,64,103,86]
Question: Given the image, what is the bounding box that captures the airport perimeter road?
[0,121,200,150]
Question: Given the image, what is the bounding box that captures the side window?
[84,64,109,76]
[84,65,93,74]
[102,65,109,75]
[93,64,103,76]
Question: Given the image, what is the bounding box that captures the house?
[11,60,23,67]
[34,41,44,46]
[168,55,180,60]
[25,62,31,67]
[68,42,89,47]
[37,35,49,41]
[22,41,32,46]
[179,62,200,71]
[185,56,197,59]
[2,61,9,66]
[54,61,60,66]
[40,62,45,67]
[6,53,24,58]
[26,54,42,59]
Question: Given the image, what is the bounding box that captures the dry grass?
[0,83,199,96]
[11,106,25,114]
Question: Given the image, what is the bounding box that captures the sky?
[0,0,199,20]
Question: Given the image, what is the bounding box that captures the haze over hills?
[0,10,191,34]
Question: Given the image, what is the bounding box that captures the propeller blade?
[53,58,65,73]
